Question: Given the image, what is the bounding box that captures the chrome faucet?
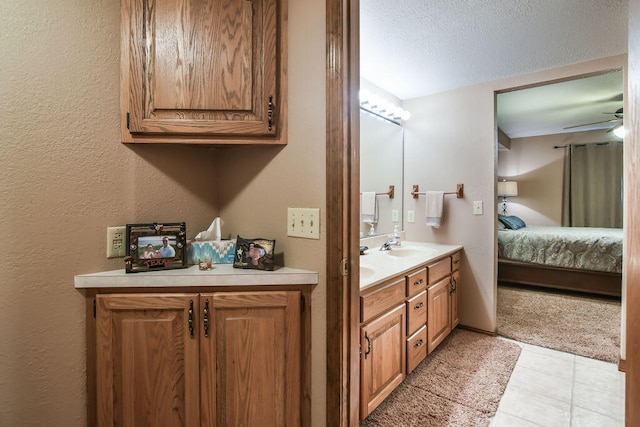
[380,234,398,251]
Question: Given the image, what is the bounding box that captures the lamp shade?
[497,181,518,197]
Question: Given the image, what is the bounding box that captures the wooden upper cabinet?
[121,0,287,144]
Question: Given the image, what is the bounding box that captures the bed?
[497,223,622,297]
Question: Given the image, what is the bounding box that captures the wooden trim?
[618,358,627,373]
[626,1,640,424]
[85,290,97,427]
[457,324,496,337]
[325,0,360,425]
[498,259,621,297]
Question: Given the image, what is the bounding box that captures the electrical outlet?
[391,209,399,222]
[473,201,484,215]
[407,210,415,223]
[287,208,320,239]
[107,226,127,258]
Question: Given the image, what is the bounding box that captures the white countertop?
[359,240,462,291]
[74,264,318,289]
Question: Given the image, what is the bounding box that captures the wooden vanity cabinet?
[88,287,308,427]
[426,251,462,353]
[120,0,287,144]
[359,250,462,421]
[451,252,461,328]
[359,304,406,420]
[359,277,406,420]
[405,268,427,373]
[427,276,452,353]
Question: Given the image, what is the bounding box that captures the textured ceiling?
[361,0,628,101]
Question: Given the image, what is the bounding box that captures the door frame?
[325,0,360,425]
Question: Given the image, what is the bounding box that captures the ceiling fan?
[563,107,623,130]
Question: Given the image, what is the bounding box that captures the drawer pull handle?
[414,302,424,310]
[414,339,424,348]
[203,299,210,338]
[365,333,371,358]
[414,278,424,286]
[188,300,194,338]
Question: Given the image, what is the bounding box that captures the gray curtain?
[562,142,623,228]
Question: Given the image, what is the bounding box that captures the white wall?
[498,129,620,226]
[403,55,626,333]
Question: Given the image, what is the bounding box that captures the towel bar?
[411,184,463,199]
[361,185,395,199]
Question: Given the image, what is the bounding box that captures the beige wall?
[403,54,626,334]
[498,129,620,226]
[0,0,327,426]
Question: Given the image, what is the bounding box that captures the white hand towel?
[426,191,444,228]
[361,192,377,223]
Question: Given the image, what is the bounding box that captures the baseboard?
[458,324,496,337]
[619,358,627,372]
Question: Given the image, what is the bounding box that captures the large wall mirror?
[360,109,404,237]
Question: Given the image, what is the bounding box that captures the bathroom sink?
[360,264,377,279]
[384,247,438,258]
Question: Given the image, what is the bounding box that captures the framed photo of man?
[125,222,187,273]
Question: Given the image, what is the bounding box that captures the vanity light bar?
[359,89,411,124]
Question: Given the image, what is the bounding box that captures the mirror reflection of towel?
[361,192,377,223]
[426,191,444,228]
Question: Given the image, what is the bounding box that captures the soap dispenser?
[393,225,401,246]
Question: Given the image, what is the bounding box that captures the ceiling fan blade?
[563,118,619,130]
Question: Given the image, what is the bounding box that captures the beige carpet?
[497,284,621,363]
[360,329,521,427]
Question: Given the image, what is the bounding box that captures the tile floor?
[489,338,625,427]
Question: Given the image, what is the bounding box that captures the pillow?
[498,215,526,230]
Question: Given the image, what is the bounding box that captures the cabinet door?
[201,291,301,427]
[427,276,451,353]
[95,293,200,427]
[360,304,406,420]
[451,270,460,329]
[122,0,284,142]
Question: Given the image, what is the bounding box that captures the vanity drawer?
[407,325,427,373]
[452,251,461,272]
[361,277,406,323]
[427,257,451,285]
[406,290,427,336]
[406,268,427,298]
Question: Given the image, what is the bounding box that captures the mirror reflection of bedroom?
[496,70,623,364]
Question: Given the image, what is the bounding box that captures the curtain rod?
[553,141,623,149]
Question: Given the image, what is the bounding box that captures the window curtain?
[561,142,623,228]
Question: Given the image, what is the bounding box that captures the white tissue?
[195,217,222,241]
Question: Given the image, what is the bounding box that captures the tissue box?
[186,240,236,265]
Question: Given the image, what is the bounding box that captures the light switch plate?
[107,226,127,258]
[473,201,483,215]
[391,209,399,222]
[407,210,415,223]
[287,208,320,239]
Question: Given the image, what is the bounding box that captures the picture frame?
[125,222,187,273]
[233,236,276,271]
